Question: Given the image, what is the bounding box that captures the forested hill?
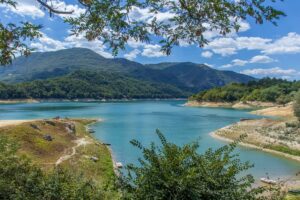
[0,71,188,99]
[0,48,255,92]
[189,78,300,104]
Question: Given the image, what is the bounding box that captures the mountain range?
[0,48,255,95]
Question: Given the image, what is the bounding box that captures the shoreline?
[0,98,188,104]
[185,100,280,110]
[0,120,35,127]
[210,130,300,163]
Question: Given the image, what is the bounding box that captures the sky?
[1,0,300,80]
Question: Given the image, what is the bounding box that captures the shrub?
[294,91,300,121]
[121,130,285,200]
[0,136,105,200]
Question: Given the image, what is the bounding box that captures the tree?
[120,129,283,200]
[0,0,285,65]
[0,135,106,200]
[294,91,300,121]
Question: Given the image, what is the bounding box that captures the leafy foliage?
[0,70,188,99]
[294,91,300,121]
[1,0,285,65]
[120,130,285,200]
[190,78,300,104]
[0,135,106,200]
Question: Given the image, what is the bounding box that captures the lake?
[0,100,299,180]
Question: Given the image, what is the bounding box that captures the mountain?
[0,48,255,92]
[131,62,255,92]
[0,48,144,82]
[0,71,188,99]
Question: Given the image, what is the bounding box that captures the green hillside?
[131,62,255,92]
[0,70,188,99]
[0,48,255,92]
[190,78,300,104]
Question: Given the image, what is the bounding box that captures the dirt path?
[55,138,91,166]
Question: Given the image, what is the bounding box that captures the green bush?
[0,136,105,200]
[121,130,285,200]
[294,91,300,121]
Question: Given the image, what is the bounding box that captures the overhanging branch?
[36,0,74,15]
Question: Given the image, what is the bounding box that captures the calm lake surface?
[1,100,299,179]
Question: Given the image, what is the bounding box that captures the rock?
[30,123,40,130]
[53,116,61,120]
[45,120,56,126]
[65,122,76,134]
[90,156,99,162]
[43,134,53,141]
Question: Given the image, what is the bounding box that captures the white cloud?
[201,51,213,58]
[241,67,300,77]
[204,37,272,56]
[204,63,214,68]
[220,55,276,68]
[128,6,175,24]
[231,59,248,66]
[220,64,233,69]
[0,0,45,19]
[48,0,85,18]
[262,32,300,55]
[0,0,84,19]
[124,49,141,60]
[205,32,300,57]
[141,44,165,58]
[249,55,276,63]
[31,32,65,52]
[127,39,166,58]
[30,32,112,58]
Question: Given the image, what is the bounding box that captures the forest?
[0,70,188,100]
[189,78,300,104]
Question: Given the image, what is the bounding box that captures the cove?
[0,100,299,179]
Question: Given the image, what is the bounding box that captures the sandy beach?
[0,120,34,128]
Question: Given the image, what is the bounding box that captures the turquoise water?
[0,100,299,179]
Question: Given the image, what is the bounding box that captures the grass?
[285,194,300,200]
[265,144,300,157]
[0,118,116,186]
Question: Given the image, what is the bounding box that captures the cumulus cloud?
[262,32,300,55]
[0,0,84,19]
[127,39,166,58]
[0,0,45,19]
[249,55,276,63]
[220,55,276,68]
[128,6,175,24]
[124,49,141,60]
[141,44,166,58]
[205,32,300,57]
[241,67,300,79]
[204,37,272,56]
[30,32,113,58]
[47,0,85,18]
[201,51,213,58]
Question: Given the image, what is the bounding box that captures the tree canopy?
[190,78,300,104]
[0,0,285,65]
[120,130,285,200]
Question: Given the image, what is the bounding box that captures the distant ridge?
[0,48,255,92]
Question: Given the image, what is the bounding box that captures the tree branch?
[36,0,74,15]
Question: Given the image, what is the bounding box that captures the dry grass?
[0,118,115,185]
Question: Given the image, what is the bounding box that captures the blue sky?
[1,0,300,80]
